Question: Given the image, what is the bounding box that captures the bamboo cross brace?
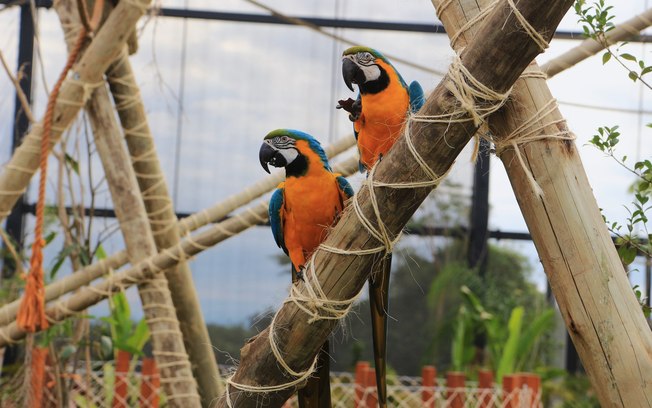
[433,0,652,406]
[0,155,360,347]
[213,1,573,407]
[0,0,151,220]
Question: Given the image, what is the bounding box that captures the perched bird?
[338,46,424,408]
[338,46,425,172]
[259,129,354,407]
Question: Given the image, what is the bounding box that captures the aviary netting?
[0,0,651,407]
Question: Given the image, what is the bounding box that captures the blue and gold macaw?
[259,129,354,407]
[337,46,424,408]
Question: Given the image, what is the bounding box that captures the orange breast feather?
[281,144,345,270]
[356,60,409,169]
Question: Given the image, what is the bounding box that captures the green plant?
[102,291,150,356]
[575,0,652,88]
[588,125,652,317]
[452,285,555,381]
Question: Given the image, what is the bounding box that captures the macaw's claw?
[296,268,305,282]
[337,98,362,122]
[297,341,331,408]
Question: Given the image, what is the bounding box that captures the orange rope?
[16,28,88,333]
[27,346,49,407]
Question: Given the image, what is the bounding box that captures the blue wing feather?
[269,188,287,255]
[337,176,355,199]
[408,80,425,112]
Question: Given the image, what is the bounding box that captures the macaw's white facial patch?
[360,64,381,83]
[278,147,299,165]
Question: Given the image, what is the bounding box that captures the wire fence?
[35,360,541,408]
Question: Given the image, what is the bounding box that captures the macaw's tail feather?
[298,341,331,408]
[369,253,392,408]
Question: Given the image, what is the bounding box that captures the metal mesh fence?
[38,364,541,408]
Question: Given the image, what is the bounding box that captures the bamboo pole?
[0,155,359,346]
[0,0,151,220]
[432,1,652,406]
[0,136,354,328]
[541,7,652,77]
[87,87,201,407]
[53,3,199,404]
[209,1,573,407]
[105,23,225,408]
[86,83,201,405]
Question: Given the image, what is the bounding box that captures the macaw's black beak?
[342,58,363,92]
[259,142,286,173]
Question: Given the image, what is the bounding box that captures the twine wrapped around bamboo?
[433,0,652,406]
[53,3,200,404]
[0,0,151,221]
[0,155,359,347]
[213,1,573,406]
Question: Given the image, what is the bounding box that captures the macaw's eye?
[357,52,374,65]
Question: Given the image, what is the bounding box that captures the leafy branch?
[575,0,652,90]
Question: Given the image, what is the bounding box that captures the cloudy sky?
[0,0,651,324]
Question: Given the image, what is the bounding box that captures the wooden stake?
[106,48,222,403]
[212,1,572,406]
[87,82,200,406]
[433,1,652,406]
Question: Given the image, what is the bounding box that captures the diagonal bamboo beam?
[433,1,652,406]
[106,48,221,403]
[0,0,151,221]
[541,7,652,77]
[211,1,573,407]
[0,156,360,347]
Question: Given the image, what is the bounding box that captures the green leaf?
[496,307,524,382]
[95,243,107,261]
[59,344,77,360]
[64,153,80,175]
[602,51,611,64]
[620,53,637,62]
[629,71,639,81]
[618,245,637,265]
[515,309,555,371]
[125,319,150,355]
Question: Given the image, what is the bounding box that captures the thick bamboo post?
[0,156,359,346]
[541,7,652,77]
[52,2,199,404]
[0,0,151,220]
[86,84,200,406]
[213,1,573,407]
[106,49,221,403]
[432,1,652,406]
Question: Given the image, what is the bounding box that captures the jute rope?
[223,2,561,401]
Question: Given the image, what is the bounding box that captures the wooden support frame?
[106,46,223,404]
[433,0,652,406]
[212,1,573,406]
